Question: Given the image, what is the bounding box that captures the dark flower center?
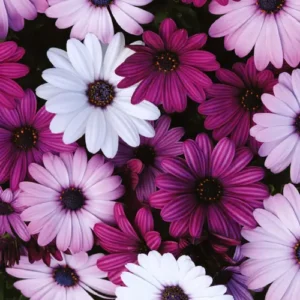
[134,145,156,166]
[87,80,115,108]
[240,89,262,112]
[257,0,285,13]
[0,201,14,216]
[90,0,112,6]
[138,241,150,254]
[294,114,300,133]
[53,266,79,287]
[294,242,300,262]
[154,52,179,72]
[213,270,233,285]
[60,188,85,211]
[162,286,189,300]
[196,178,223,203]
[13,126,38,150]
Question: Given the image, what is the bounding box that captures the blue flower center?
[257,0,285,13]
[162,286,189,300]
[196,178,223,203]
[295,243,300,261]
[60,188,85,211]
[87,80,115,108]
[0,201,13,216]
[13,126,38,151]
[294,115,300,133]
[53,266,79,287]
[91,0,112,6]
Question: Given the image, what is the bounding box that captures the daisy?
[181,0,240,7]
[95,203,179,285]
[199,56,277,153]
[0,89,76,191]
[36,33,160,158]
[6,252,116,299]
[0,0,48,39]
[116,251,233,300]
[112,115,184,201]
[251,69,300,183]
[0,41,29,109]
[209,0,300,71]
[46,0,154,43]
[150,133,269,239]
[241,183,300,300]
[115,18,219,112]
[19,148,125,253]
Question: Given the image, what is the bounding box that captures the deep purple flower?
[150,133,269,239]
[94,203,179,285]
[112,115,184,201]
[199,57,277,153]
[116,18,219,113]
[0,89,77,190]
[181,0,240,7]
[0,233,21,267]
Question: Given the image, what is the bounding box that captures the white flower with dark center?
[36,32,160,158]
[116,251,233,300]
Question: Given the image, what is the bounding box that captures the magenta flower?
[112,116,184,201]
[0,42,29,109]
[181,0,240,7]
[19,148,125,253]
[209,0,300,71]
[0,0,48,39]
[0,89,76,191]
[116,18,219,112]
[199,57,277,153]
[0,187,30,242]
[150,134,269,239]
[94,203,179,285]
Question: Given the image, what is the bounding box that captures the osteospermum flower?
[95,203,179,285]
[0,89,76,190]
[209,0,300,71]
[19,148,125,253]
[181,0,240,7]
[0,0,48,39]
[0,187,30,242]
[0,41,29,109]
[112,115,184,201]
[115,18,219,112]
[116,251,233,300]
[199,56,277,153]
[150,133,269,239]
[241,183,300,300]
[36,33,160,158]
[6,252,116,299]
[251,69,300,183]
[46,0,154,43]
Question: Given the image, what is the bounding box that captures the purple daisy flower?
[94,203,179,285]
[199,56,277,153]
[0,89,77,191]
[150,133,269,239]
[0,187,30,242]
[115,18,219,112]
[181,0,240,7]
[112,115,184,201]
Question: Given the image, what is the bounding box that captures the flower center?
[257,0,285,13]
[240,89,262,112]
[294,114,300,133]
[138,241,150,254]
[154,52,179,72]
[294,242,300,262]
[0,201,14,216]
[134,145,156,166]
[196,178,223,203]
[12,126,38,150]
[162,286,189,300]
[87,80,115,108]
[90,0,113,6]
[60,188,85,211]
[53,266,79,287]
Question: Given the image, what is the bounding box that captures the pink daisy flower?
[0,187,30,242]
[241,183,300,300]
[209,0,300,71]
[150,133,269,240]
[0,89,76,191]
[112,115,184,201]
[6,252,116,299]
[0,41,29,109]
[0,0,48,39]
[199,56,277,153]
[19,148,125,253]
[94,203,179,285]
[115,18,219,112]
[181,0,240,7]
[46,0,154,43]
[251,70,300,183]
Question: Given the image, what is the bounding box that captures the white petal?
[50,110,79,134]
[36,83,65,100]
[47,48,75,73]
[101,114,119,158]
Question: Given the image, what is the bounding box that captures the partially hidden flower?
[181,0,240,7]
[116,18,219,112]
[36,33,160,158]
[0,233,21,267]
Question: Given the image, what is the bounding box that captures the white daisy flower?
[116,251,233,300]
[36,32,160,158]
